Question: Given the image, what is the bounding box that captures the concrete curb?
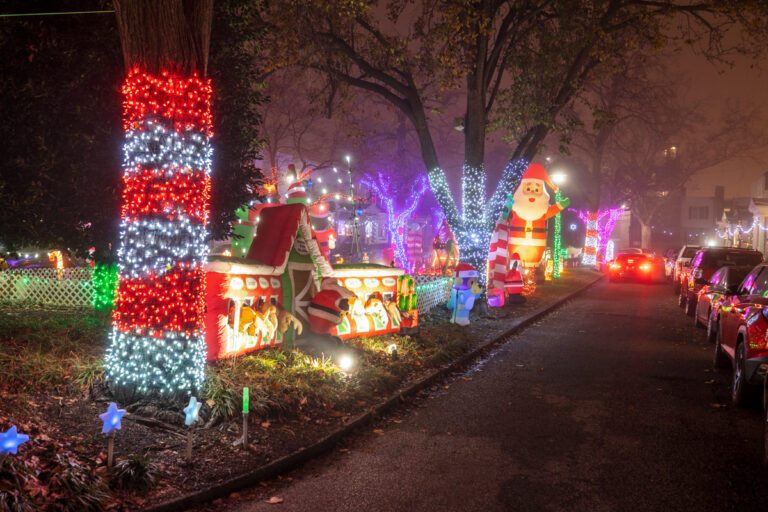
[147,272,604,512]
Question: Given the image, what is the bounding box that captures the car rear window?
[727,267,753,288]
[681,247,699,258]
[703,251,762,269]
[616,254,651,263]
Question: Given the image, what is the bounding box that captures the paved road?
[231,281,768,512]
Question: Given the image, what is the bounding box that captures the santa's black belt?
[510,226,547,233]
[309,303,342,317]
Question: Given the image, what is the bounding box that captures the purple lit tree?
[360,172,429,270]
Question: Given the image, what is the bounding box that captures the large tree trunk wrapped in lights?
[575,208,625,267]
[582,211,599,266]
[106,0,214,395]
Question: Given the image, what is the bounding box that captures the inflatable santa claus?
[507,163,569,268]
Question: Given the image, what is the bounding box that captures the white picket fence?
[0,268,95,308]
[414,275,453,314]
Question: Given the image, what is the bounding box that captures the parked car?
[714,263,768,405]
[607,253,659,282]
[672,245,700,293]
[679,247,763,316]
[663,248,678,278]
[694,265,754,342]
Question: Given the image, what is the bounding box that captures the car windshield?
[681,247,699,258]
[703,251,762,269]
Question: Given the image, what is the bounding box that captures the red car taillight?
[610,263,622,270]
[640,263,651,271]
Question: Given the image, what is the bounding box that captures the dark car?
[715,263,768,406]
[694,265,753,342]
[607,253,659,282]
[679,247,763,316]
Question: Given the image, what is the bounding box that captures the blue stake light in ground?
[0,426,29,455]
[99,402,126,434]
[184,396,201,426]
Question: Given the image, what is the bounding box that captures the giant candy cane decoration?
[487,193,515,292]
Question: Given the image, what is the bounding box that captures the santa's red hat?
[455,262,478,279]
[510,252,521,262]
[307,279,355,334]
[309,200,330,218]
[521,163,558,192]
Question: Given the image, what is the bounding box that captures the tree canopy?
[0,0,264,259]
[256,0,768,273]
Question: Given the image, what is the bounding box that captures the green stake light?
[242,387,249,414]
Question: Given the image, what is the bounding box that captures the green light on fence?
[91,263,118,310]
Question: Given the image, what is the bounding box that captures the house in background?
[678,186,723,247]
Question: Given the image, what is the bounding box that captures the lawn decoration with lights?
[105,69,213,395]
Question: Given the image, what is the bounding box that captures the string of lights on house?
[714,218,768,239]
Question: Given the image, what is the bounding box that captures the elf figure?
[508,163,569,268]
[449,263,482,326]
[505,252,525,298]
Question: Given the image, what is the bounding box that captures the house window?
[688,206,709,220]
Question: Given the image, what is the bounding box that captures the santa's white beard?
[512,187,550,221]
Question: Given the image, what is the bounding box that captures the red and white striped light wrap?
[105,69,213,394]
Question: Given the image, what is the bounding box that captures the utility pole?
[346,155,362,262]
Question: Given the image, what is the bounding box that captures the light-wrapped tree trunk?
[106,0,214,395]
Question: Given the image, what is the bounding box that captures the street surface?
[231,281,768,511]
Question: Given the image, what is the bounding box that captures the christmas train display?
[204,202,419,361]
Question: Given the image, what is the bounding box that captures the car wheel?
[714,327,729,369]
[732,341,748,407]
[678,288,687,309]
[685,294,697,317]
[706,312,717,344]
